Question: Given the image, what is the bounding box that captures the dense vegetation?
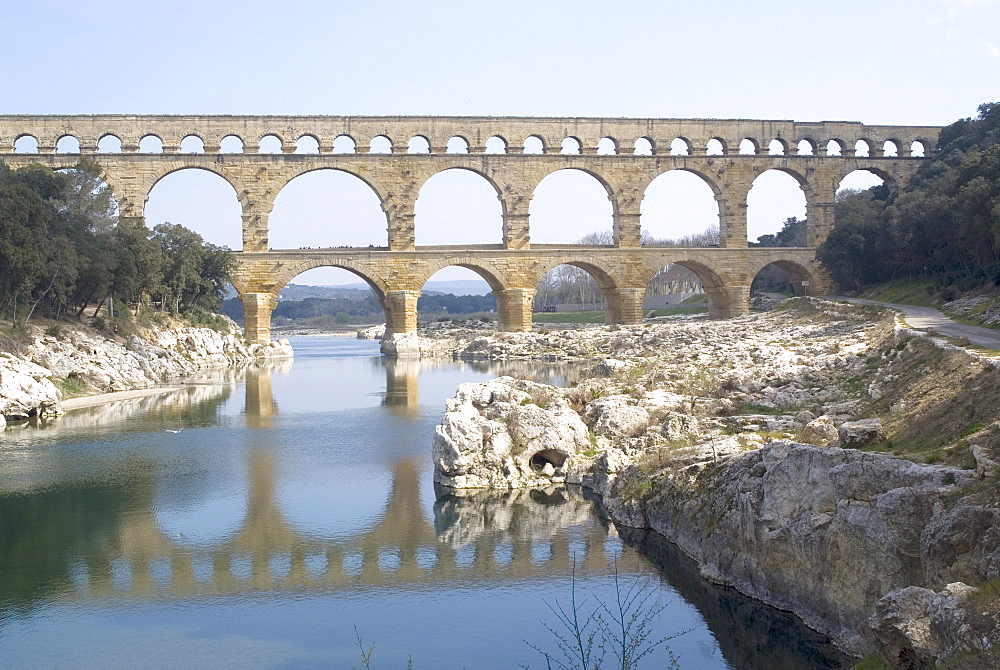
[0,158,232,326]
[819,102,1000,297]
[221,291,497,327]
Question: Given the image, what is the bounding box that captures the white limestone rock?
[433,377,593,489]
[585,395,650,439]
[0,353,63,419]
[797,415,840,446]
[838,418,887,448]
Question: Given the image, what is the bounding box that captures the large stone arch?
[529,255,638,324]
[749,165,816,244]
[834,163,899,194]
[143,162,242,206]
[267,165,393,247]
[410,164,508,246]
[413,256,511,292]
[749,253,826,297]
[269,258,391,299]
[412,256,531,331]
[410,162,508,208]
[639,166,727,241]
[637,253,743,319]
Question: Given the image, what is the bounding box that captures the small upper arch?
[706,138,727,155]
[523,135,546,154]
[139,134,164,153]
[13,134,40,153]
[854,139,872,157]
[407,135,431,154]
[738,138,759,155]
[446,136,470,154]
[824,139,845,156]
[180,134,205,153]
[332,134,357,153]
[258,134,284,154]
[484,136,507,154]
[561,137,582,155]
[669,137,692,156]
[56,134,81,153]
[633,137,654,155]
[369,135,393,154]
[796,139,816,155]
[597,137,618,155]
[97,134,123,153]
[219,135,245,153]
[768,138,788,156]
[295,134,321,154]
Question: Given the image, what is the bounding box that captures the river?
[0,337,847,668]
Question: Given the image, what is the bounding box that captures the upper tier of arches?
[0,114,941,158]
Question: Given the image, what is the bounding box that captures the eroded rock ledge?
[431,299,1000,666]
[1,319,293,424]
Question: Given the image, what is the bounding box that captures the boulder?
[0,354,63,419]
[838,418,886,448]
[870,582,998,669]
[659,412,700,443]
[585,396,650,438]
[433,377,592,489]
[798,415,840,446]
[357,324,386,340]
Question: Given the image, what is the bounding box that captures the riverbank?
[427,298,1000,667]
[0,317,292,423]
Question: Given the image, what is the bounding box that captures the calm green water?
[0,337,847,669]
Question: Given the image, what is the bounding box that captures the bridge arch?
[97,134,123,153]
[144,163,242,205]
[748,253,825,297]
[269,168,389,249]
[413,168,505,246]
[530,255,639,324]
[529,167,616,244]
[144,165,244,249]
[747,166,812,244]
[640,167,722,242]
[640,255,742,319]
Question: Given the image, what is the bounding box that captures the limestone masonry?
[0,115,940,343]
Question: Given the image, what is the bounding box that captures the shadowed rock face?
[606,442,989,657]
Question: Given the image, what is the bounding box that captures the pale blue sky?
[4,0,998,285]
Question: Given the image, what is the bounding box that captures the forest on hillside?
[0,158,231,328]
[819,102,1000,296]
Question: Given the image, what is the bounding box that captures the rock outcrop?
[428,299,1000,664]
[1,319,292,423]
[433,377,593,489]
[0,354,62,420]
[605,442,986,655]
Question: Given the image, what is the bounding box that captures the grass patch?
[648,306,708,317]
[532,311,605,324]
[57,375,88,397]
[859,279,940,307]
[854,655,891,670]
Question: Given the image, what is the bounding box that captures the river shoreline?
[423,298,1000,667]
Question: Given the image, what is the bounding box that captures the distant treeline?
[0,157,231,325]
[222,292,496,325]
[818,101,1000,295]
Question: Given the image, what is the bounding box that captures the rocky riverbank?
[428,298,1000,667]
[0,318,292,425]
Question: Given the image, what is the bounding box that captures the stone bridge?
[0,115,940,341]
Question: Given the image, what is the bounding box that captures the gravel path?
[828,296,1000,350]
